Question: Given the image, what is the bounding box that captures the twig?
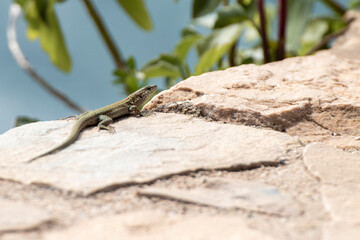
[306,22,351,55]
[321,0,346,16]
[257,0,270,63]
[228,41,238,67]
[7,3,85,113]
[82,0,126,70]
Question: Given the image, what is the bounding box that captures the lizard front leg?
[97,115,115,133]
[128,105,142,117]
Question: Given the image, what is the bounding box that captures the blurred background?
[0,0,356,134]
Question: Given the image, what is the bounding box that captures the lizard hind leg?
[97,115,115,133]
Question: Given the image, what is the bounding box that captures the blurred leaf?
[141,54,183,79]
[116,0,153,31]
[350,0,360,9]
[15,116,39,127]
[195,24,242,75]
[174,34,202,62]
[23,1,41,40]
[214,4,248,28]
[192,0,221,18]
[34,0,47,22]
[240,0,254,6]
[242,21,259,43]
[242,0,257,20]
[238,47,262,64]
[192,13,218,29]
[40,0,72,72]
[165,76,178,89]
[113,69,139,93]
[181,25,199,37]
[127,56,136,70]
[15,0,27,6]
[299,19,328,55]
[19,0,72,72]
[303,23,328,42]
[327,16,347,32]
[113,56,148,94]
[286,0,315,53]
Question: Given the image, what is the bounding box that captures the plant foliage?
[14,0,355,94]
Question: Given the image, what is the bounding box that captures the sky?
[0,0,191,133]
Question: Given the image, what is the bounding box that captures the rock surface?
[1,9,360,240]
[0,113,299,196]
[303,143,360,240]
[138,177,302,216]
[0,199,51,234]
[43,211,274,240]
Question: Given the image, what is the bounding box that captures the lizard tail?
[26,120,85,164]
[27,131,80,164]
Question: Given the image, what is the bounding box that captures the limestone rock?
[323,221,360,240]
[303,143,360,185]
[0,113,300,195]
[0,198,51,233]
[138,177,302,216]
[303,143,360,238]
[44,211,274,240]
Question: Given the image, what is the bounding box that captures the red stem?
[257,0,270,63]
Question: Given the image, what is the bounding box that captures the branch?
[277,0,287,60]
[257,0,271,63]
[321,0,346,16]
[82,0,126,70]
[305,17,354,55]
[7,3,85,113]
[228,41,238,67]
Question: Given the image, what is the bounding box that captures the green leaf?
[23,1,41,40]
[299,19,328,55]
[113,57,148,94]
[326,16,347,32]
[174,34,202,62]
[192,0,221,18]
[21,0,72,72]
[15,116,39,127]
[181,25,199,37]
[240,0,254,6]
[34,0,47,23]
[141,54,183,79]
[286,0,315,53]
[195,23,242,75]
[350,0,360,9]
[41,0,71,72]
[214,4,248,28]
[15,0,27,6]
[113,69,140,93]
[127,56,136,70]
[116,0,153,31]
[192,13,218,29]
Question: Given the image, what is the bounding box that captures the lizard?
[27,85,157,163]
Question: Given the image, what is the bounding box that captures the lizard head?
[133,85,158,106]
